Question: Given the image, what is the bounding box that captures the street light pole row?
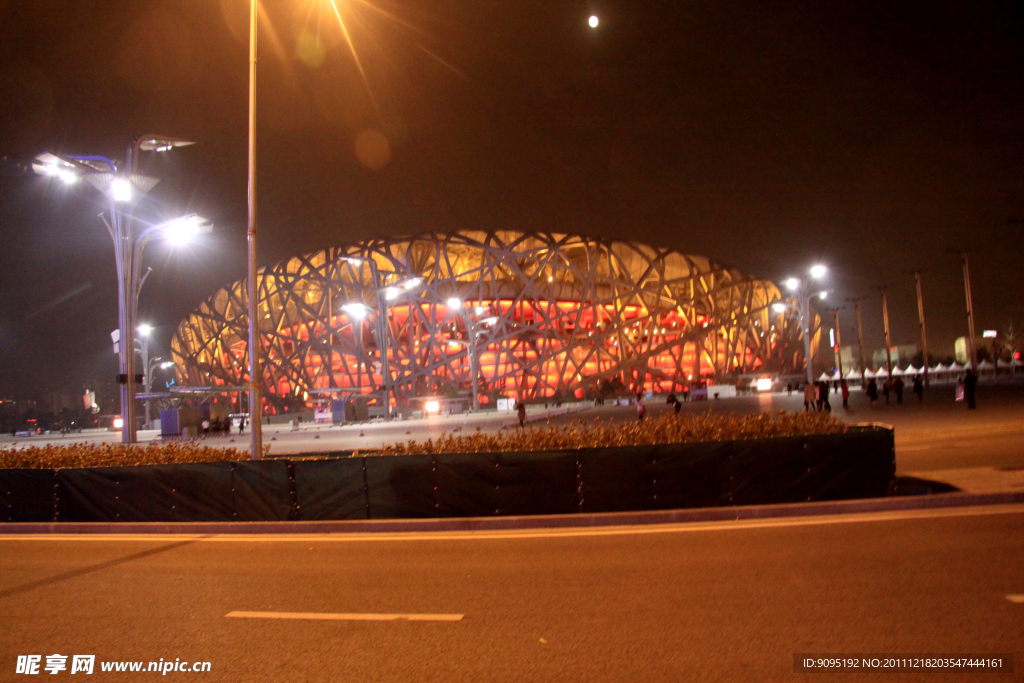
[33,139,205,443]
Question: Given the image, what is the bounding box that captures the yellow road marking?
[225,611,463,621]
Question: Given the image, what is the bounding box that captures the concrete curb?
[2,490,1022,535]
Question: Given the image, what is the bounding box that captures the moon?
[588,15,599,28]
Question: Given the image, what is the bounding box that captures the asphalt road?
[2,505,1022,682]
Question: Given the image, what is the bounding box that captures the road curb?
[1,491,1022,535]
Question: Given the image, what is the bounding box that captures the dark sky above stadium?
[0,0,1022,399]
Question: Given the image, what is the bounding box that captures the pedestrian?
[803,383,816,412]
[667,393,681,413]
[201,418,210,437]
[238,416,245,435]
[913,374,924,403]
[786,382,793,396]
[840,379,850,410]
[516,399,526,428]
[636,394,645,421]
[821,384,832,412]
[963,368,977,410]
[866,378,878,407]
[894,376,904,404]
[815,381,824,411]
[882,378,891,404]
[682,386,690,402]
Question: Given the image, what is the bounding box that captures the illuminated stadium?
[171,231,818,413]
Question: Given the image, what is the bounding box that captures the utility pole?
[960,250,977,370]
[846,297,868,373]
[246,0,263,460]
[878,287,893,375]
[913,270,930,386]
[830,307,843,380]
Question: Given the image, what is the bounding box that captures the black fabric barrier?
[53,461,291,522]
[0,469,57,522]
[0,428,894,522]
[292,458,368,520]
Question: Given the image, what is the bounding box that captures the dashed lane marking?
[225,611,463,621]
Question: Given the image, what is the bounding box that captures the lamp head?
[342,303,368,319]
[447,297,462,309]
[137,324,153,337]
[161,215,212,245]
[110,177,132,203]
[139,137,195,152]
[785,277,800,291]
[810,264,827,279]
[772,303,788,313]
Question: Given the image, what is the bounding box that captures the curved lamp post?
[772,265,829,385]
[33,139,200,443]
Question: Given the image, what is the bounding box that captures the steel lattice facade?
[171,231,817,412]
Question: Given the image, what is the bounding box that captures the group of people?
[864,374,927,407]
[199,416,246,437]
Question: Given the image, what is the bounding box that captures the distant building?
[871,344,918,369]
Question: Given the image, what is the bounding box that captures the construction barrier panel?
[0,427,894,522]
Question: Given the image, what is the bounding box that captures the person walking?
[913,374,924,403]
[866,378,878,407]
[815,381,825,411]
[882,378,891,404]
[516,399,527,429]
[840,379,850,410]
[964,368,977,410]
[820,382,832,412]
[238,415,246,435]
[787,382,793,397]
[803,383,816,412]
[636,394,646,421]
[894,376,904,404]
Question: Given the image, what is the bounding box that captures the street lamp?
[775,265,828,385]
[33,137,199,443]
[446,298,499,412]
[340,257,423,420]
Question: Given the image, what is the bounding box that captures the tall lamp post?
[446,298,499,412]
[342,256,422,420]
[246,0,262,459]
[33,144,201,443]
[773,265,829,385]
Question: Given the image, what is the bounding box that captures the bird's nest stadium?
[171,231,819,413]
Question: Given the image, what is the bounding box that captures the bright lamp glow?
[819,291,828,300]
[772,302,788,313]
[160,361,175,369]
[342,303,368,319]
[785,277,800,291]
[137,324,153,337]
[113,417,124,429]
[983,330,997,339]
[447,297,462,309]
[58,170,78,185]
[384,287,399,301]
[756,378,773,391]
[110,178,132,202]
[589,15,599,27]
[161,215,212,245]
[402,277,423,290]
[425,400,440,413]
[810,264,827,279]
[474,306,486,315]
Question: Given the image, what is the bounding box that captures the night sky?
[1,0,1022,401]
